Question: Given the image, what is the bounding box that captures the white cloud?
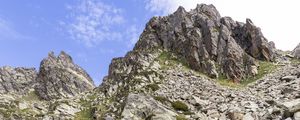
[0,17,32,41]
[67,0,125,47]
[145,0,300,50]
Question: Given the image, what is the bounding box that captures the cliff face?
[135,4,274,82]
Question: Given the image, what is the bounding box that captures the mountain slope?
[1,3,300,120]
[90,4,281,120]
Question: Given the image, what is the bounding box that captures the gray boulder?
[121,93,177,120]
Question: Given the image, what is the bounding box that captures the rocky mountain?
[293,43,300,58]
[0,3,300,120]
[35,51,95,100]
[0,51,95,119]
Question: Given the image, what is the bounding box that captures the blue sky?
[0,0,298,85]
[0,0,162,85]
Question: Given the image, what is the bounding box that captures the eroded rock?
[35,51,95,100]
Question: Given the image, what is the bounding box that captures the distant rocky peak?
[246,18,254,25]
[36,51,95,100]
[194,4,221,20]
[174,6,186,16]
[44,51,74,67]
[58,51,73,63]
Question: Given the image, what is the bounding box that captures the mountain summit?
[1,4,300,120]
[134,4,274,82]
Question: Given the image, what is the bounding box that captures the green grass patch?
[74,107,94,120]
[241,61,277,85]
[21,91,40,101]
[218,61,277,88]
[176,114,188,120]
[172,101,189,112]
[75,97,96,120]
[291,58,300,65]
[145,83,160,91]
[153,96,170,104]
[156,51,189,70]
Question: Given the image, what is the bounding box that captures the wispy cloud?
[67,0,125,47]
[145,0,176,15]
[0,17,32,41]
[145,0,212,15]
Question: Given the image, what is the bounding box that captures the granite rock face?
[293,43,300,58]
[0,66,37,95]
[35,51,95,100]
[135,4,274,82]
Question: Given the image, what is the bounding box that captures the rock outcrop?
[35,51,95,100]
[121,93,177,120]
[293,43,300,58]
[135,4,274,82]
[0,66,37,95]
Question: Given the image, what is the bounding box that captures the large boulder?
[35,51,95,100]
[121,94,177,120]
[0,66,37,95]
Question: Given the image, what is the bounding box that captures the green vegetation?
[20,91,41,101]
[218,61,277,88]
[157,51,208,79]
[291,58,300,65]
[74,107,94,120]
[157,51,189,70]
[74,94,98,120]
[153,96,170,104]
[145,83,160,91]
[182,111,194,115]
[176,114,188,120]
[171,101,189,112]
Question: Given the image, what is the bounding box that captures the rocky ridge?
[0,3,300,120]
[0,51,95,119]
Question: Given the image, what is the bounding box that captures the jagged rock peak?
[194,4,221,19]
[45,51,74,67]
[35,51,95,100]
[133,4,274,82]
